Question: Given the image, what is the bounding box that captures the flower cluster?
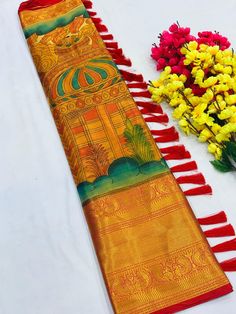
[151,23,230,77]
[149,24,236,172]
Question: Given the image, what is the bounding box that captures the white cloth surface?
[0,0,235,313]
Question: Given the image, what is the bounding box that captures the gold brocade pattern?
[19,1,231,313]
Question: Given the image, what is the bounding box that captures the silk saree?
[18,0,233,313]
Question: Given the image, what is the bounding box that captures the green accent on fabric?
[124,119,155,164]
[77,157,169,204]
[72,69,81,90]
[86,65,108,79]
[24,5,89,39]
[85,72,95,85]
[57,68,71,96]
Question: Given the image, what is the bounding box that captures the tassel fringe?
[177,173,206,185]
[198,211,227,225]
[184,185,212,196]
[170,161,198,172]
[204,224,235,238]
[220,258,236,271]
[119,69,144,82]
[145,114,169,124]
[137,101,163,114]
[212,238,236,253]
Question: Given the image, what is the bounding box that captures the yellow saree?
[18,0,233,313]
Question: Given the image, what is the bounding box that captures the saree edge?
[151,283,233,314]
[18,0,64,13]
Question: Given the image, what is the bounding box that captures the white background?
[0,0,235,313]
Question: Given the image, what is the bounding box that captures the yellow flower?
[215,133,231,142]
[179,118,191,135]
[200,76,218,88]
[198,128,213,142]
[192,103,207,118]
[220,122,236,134]
[225,95,236,105]
[212,123,221,134]
[218,108,234,120]
[207,45,220,55]
[194,113,214,126]
[208,143,222,159]
[173,103,189,119]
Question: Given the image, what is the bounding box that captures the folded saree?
[18,1,233,313]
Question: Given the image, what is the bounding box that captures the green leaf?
[225,141,236,162]
[210,160,233,172]
[124,119,154,164]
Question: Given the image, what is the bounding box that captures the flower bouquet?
[149,23,236,172]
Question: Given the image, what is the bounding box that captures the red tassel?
[220,258,236,271]
[119,70,144,82]
[170,161,198,172]
[204,224,235,238]
[137,101,163,114]
[83,0,93,9]
[131,91,151,98]
[198,211,227,225]
[108,48,123,57]
[151,127,176,137]
[184,185,212,196]
[212,238,236,253]
[164,151,191,160]
[177,173,205,185]
[127,82,147,89]
[160,144,185,154]
[94,24,108,32]
[105,41,118,49]
[154,132,179,142]
[100,34,114,40]
[91,17,102,24]
[145,114,169,124]
[113,58,132,66]
[87,10,97,17]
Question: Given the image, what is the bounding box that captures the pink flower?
[169,23,179,33]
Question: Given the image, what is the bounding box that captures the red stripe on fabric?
[151,284,233,314]
[19,0,63,12]
[198,211,227,225]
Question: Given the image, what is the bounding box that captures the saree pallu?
[18,1,232,313]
